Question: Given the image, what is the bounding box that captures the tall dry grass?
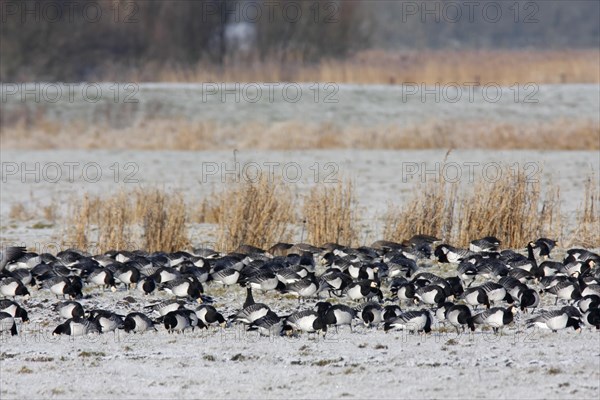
[453,175,563,248]
[14,171,598,253]
[302,180,358,247]
[8,203,34,221]
[151,50,599,85]
[97,191,135,252]
[63,189,189,253]
[572,176,600,247]
[384,166,565,248]
[214,178,295,252]
[7,197,60,223]
[384,180,458,243]
[2,118,598,151]
[64,194,93,251]
[142,190,189,253]
[64,192,134,252]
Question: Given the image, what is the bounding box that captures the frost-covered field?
[1,262,599,400]
[1,148,599,247]
[1,84,599,399]
[0,148,599,399]
[2,83,599,128]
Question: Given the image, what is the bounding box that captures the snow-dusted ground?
[1,149,599,248]
[0,148,599,399]
[2,79,599,399]
[1,262,599,400]
[2,83,599,128]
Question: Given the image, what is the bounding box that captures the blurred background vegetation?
[1,0,599,82]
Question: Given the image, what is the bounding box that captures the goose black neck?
[243,287,255,308]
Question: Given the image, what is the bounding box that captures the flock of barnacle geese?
[0,235,599,339]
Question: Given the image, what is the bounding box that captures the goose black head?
[53,321,70,336]
[15,306,29,323]
[519,289,539,311]
[566,317,581,332]
[446,277,464,297]
[122,316,136,333]
[163,313,178,333]
[314,301,332,316]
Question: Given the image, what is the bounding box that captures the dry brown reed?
[453,173,563,248]
[142,190,189,253]
[572,176,600,248]
[150,50,600,85]
[194,187,222,225]
[7,197,59,223]
[8,203,34,221]
[2,118,597,151]
[63,192,134,252]
[302,180,358,247]
[383,180,457,244]
[96,191,135,252]
[384,166,566,248]
[62,188,189,253]
[23,172,599,253]
[214,178,295,252]
[64,194,93,251]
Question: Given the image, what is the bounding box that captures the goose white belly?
[484,310,505,327]
[486,287,507,302]
[90,272,108,286]
[0,281,19,296]
[168,282,190,297]
[419,289,441,304]
[332,309,353,325]
[49,281,67,295]
[291,315,317,332]
[537,314,568,330]
[347,285,365,300]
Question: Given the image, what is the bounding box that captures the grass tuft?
[215,177,295,252]
[303,179,358,247]
[384,165,565,248]
[142,190,189,253]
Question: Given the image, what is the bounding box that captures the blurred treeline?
[1,0,598,81]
